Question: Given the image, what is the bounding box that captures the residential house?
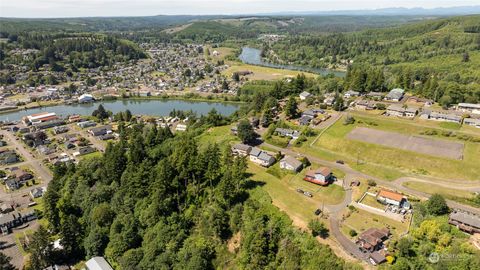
[30,187,45,198]
[275,128,301,139]
[385,88,404,102]
[448,211,480,234]
[425,111,463,124]
[298,115,313,126]
[74,146,96,156]
[324,96,335,106]
[366,92,385,100]
[77,121,97,128]
[98,134,115,141]
[279,156,303,172]
[376,189,409,208]
[5,179,20,190]
[175,124,187,132]
[369,251,387,265]
[78,94,94,103]
[249,147,275,167]
[356,227,390,252]
[344,90,360,99]
[85,256,114,270]
[0,150,19,165]
[299,91,312,100]
[10,168,33,183]
[356,100,376,110]
[232,144,252,157]
[386,104,417,118]
[463,118,480,128]
[457,103,480,115]
[89,125,112,136]
[53,126,69,134]
[304,167,333,186]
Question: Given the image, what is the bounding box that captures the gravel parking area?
[347,127,464,160]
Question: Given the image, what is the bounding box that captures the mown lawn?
[308,114,480,181]
[196,126,238,148]
[222,62,318,81]
[340,208,409,240]
[248,163,345,226]
[402,181,478,207]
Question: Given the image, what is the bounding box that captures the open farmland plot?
[347,127,464,160]
[309,115,480,181]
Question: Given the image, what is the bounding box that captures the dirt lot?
[347,127,464,160]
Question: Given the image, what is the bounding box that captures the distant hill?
[264,6,480,16]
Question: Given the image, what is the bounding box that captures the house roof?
[281,156,302,168]
[258,152,274,162]
[370,251,386,263]
[316,167,331,176]
[249,147,262,157]
[299,91,312,97]
[233,143,251,152]
[377,189,404,202]
[449,211,480,228]
[85,257,114,270]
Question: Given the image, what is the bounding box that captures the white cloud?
[1,0,479,18]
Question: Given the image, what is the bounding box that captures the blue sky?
[1,0,479,18]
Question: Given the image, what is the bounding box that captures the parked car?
[336,160,345,164]
[303,191,313,197]
[296,188,304,194]
[314,209,322,215]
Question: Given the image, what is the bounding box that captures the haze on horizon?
[1,0,479,18]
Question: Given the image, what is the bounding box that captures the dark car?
[336,160,345,164]
[314,209,322,215]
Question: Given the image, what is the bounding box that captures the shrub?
[308,219,329,238]
[367,179,377,186]
[349,229,357,237]
[343,115,356,125]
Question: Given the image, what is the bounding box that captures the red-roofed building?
[304,167,333,186]
[377,189,406,207]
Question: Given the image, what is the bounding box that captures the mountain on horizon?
[258,6,480,16]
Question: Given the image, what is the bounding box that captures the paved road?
[0,130,53,182]
[329,217,368,261]
[264,142,480,216]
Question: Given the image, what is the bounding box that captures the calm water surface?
[0,99,241,121]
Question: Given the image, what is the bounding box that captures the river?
[0,99,241,121]
[238,47,346,77]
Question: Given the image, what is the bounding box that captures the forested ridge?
[26,114,355,269]
[264,15,480,105]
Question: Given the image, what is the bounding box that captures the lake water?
[238,47,346,77]
[0,99,241,121]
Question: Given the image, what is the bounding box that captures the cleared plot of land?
[340,208,409,240]
[223,63,318,80]
[347,127,464,160]
[305,115,480,181]
[402,181,478,207]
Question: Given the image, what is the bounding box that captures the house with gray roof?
[449,211,480,234]
[249,147,275,167]
[299,91,312,100]
[274,128,301,139]
[85,256,114,270]
[232,143,252,157]
[463,118,480,128]
[280,156,303,172]
[385,88,404,102]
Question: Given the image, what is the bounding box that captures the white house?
[385,88,404,102]
[249,147,275,167]
[232,143,252,157]
[85,257,114,270]
[175,124,187,132]
[457,103,480,115]
[464,118,480,128]
[279,156,303,172]
[78,94,94,103]
[299,91,312,100]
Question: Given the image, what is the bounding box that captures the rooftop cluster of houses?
[2,167,34,191]
[0,43,249,109]
[448,211,480,234]
[0,209,36,235]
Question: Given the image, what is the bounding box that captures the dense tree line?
[28,116,352,269]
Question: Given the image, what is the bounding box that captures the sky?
[1,0,479,18]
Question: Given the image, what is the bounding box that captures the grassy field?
[402,181,478,207]
[196,125,238,148]
[306,114,480,181]
[248,162,345,227]
[223,63,318,81]
[340,208,409,240]
[359,194,385,210]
